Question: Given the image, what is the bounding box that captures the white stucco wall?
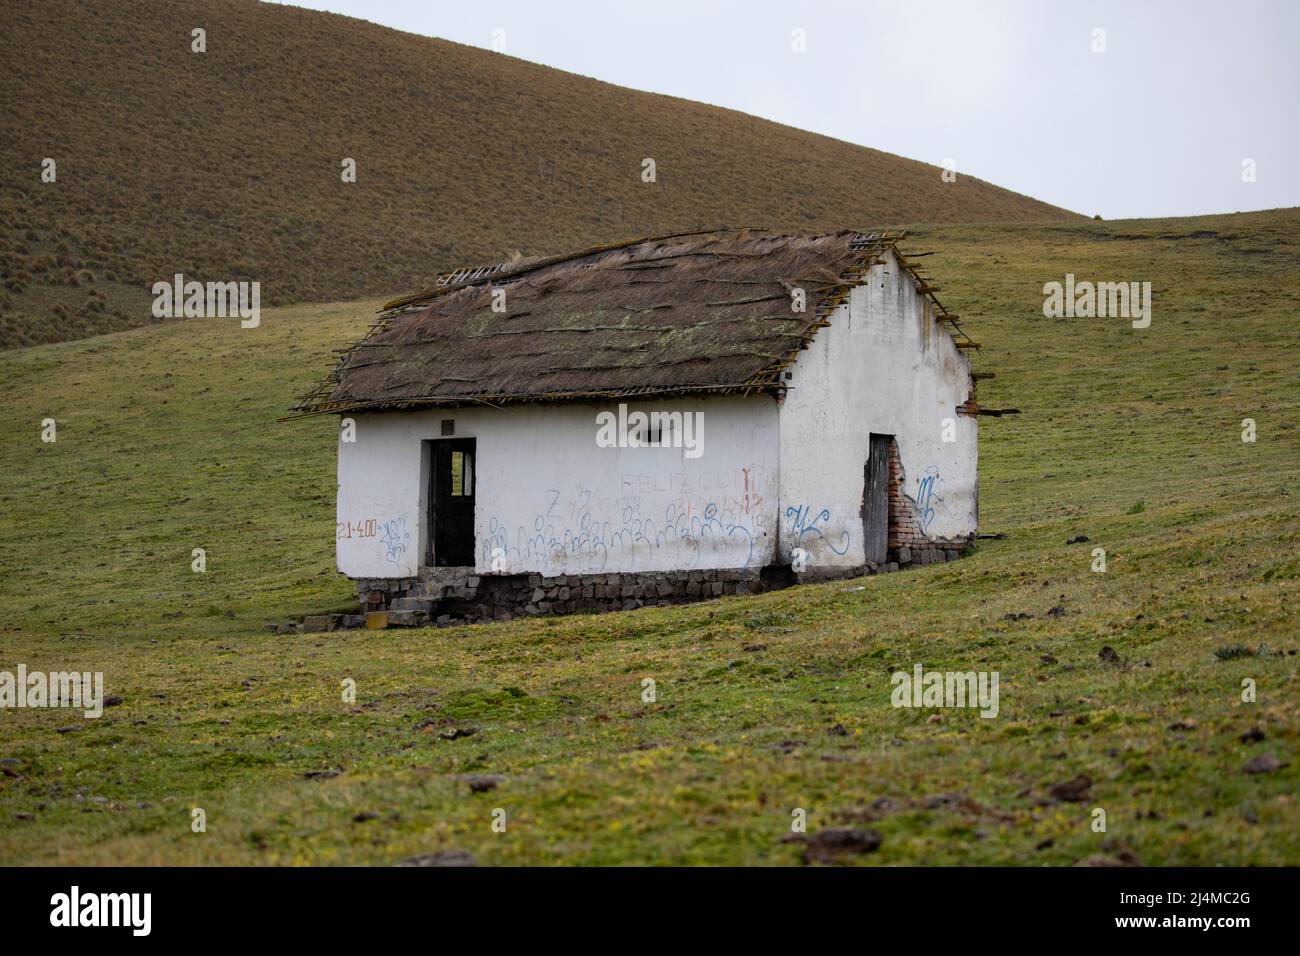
[777,249,978,567]
[336,397,779,578]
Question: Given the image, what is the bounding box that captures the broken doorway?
[428,438,476,567]
[862,434,891,565]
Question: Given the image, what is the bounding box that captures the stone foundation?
[350,547,969,628]
[355,566,772,627]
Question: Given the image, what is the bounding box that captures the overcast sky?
[283,0,1298,219]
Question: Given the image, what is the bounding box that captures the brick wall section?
[886,439,970,567]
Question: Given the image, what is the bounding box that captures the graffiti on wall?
[914,466,945,534]
[338,495,411,569]
[379,516,411,566]
[482,466,772,572]
[336,518,377,540]
[784,503,851,555]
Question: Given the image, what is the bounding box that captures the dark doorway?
[862,434,892,565]
[429,438,476,567]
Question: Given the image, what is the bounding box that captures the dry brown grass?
[0,0,1078,349]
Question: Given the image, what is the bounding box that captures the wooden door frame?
[423,437,477,567]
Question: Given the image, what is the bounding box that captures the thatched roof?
[287,228,973,418]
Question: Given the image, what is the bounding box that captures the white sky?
[280,0,1299,219]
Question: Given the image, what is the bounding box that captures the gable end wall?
[777,249,978,569]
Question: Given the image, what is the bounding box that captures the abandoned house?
[288,228,994,625]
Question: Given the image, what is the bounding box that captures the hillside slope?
[0,0,1077,348]
[0,209,1296,864]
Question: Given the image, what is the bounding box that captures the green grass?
[0,209,1297,865]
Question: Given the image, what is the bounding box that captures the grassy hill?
[0,209,1297,865]
[0,0,1078,349]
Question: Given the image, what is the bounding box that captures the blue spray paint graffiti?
[483,493,758,571]
[379,516,410,565]
[785,504,850,555]
[914,467,942,534]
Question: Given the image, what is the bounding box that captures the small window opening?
[449,450,473,497]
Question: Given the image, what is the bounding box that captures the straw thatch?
[287,228,971,418]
